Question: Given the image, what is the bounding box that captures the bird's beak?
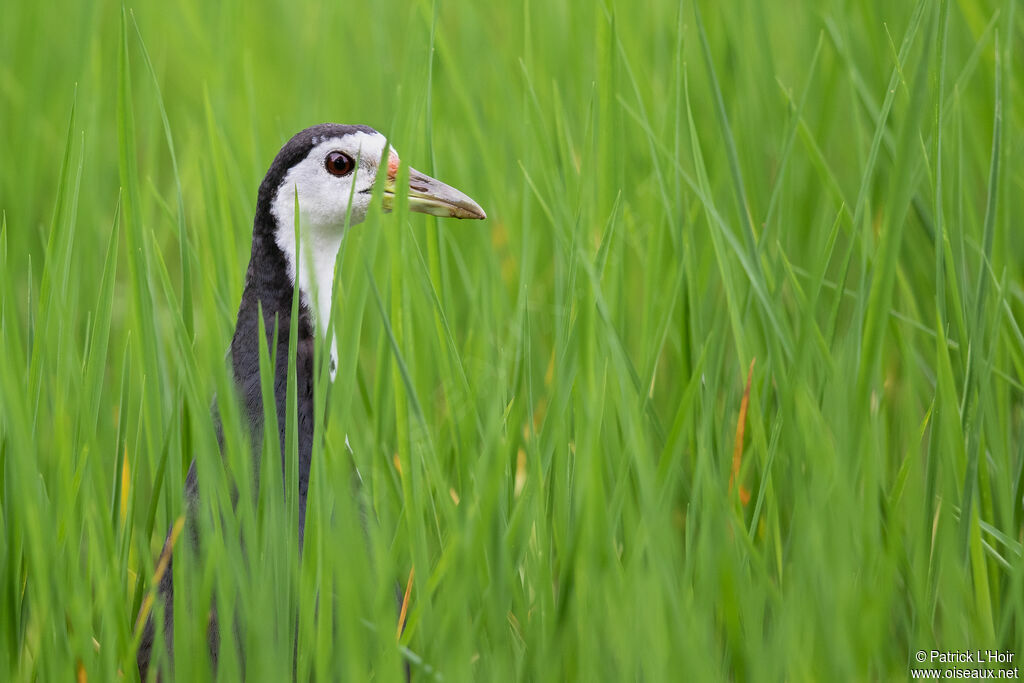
[382,167,487,220]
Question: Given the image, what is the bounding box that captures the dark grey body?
[135,125,372,680]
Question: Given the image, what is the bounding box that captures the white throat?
[270,203,342,380]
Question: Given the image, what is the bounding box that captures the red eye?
[325,151,355,176]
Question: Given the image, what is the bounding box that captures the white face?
[270,130,398,378]
[270,130,396,233]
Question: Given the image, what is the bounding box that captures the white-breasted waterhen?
[135,123,486,679]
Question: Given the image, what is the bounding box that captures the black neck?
[230,206,316,545]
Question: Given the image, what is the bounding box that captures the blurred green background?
[1,0,1022,680]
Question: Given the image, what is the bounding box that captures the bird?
[135,123,486,680]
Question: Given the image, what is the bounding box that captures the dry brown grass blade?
[397,565,415,640]
[730,358,755,506]
[133,515,186,634]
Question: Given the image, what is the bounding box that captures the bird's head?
[253,123,485,377]
[260,123,485,238]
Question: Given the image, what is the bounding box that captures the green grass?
[1,0,1022,680]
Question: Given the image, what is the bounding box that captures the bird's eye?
[325,151,355,176]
